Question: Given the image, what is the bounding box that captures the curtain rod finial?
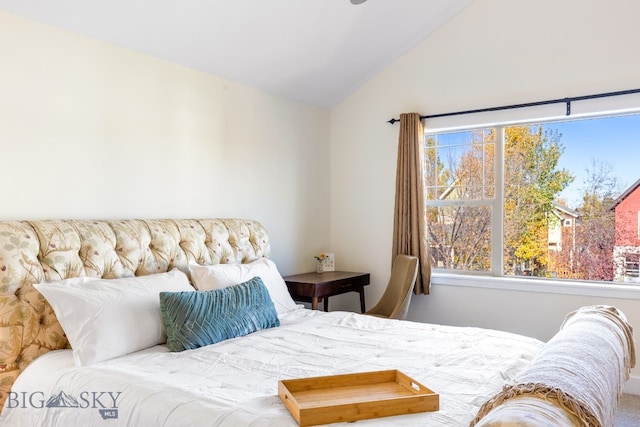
[387,118,399,124]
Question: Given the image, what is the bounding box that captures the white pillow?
[189,258,298,315]
[34,268,194,366]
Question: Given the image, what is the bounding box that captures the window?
[425,129,496,271]
[425,113,640,284]
[624,253,640,280]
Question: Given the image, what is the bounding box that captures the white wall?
[0,10,330,275]
[330,0,640,389]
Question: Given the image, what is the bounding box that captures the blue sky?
[547,114,640,208]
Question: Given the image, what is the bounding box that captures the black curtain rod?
[386,88,640,124]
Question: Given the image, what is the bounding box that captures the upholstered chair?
[365,255,419,320]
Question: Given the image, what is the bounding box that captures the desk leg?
[359,287,366,313]
[311,297,319,310]
[324,297,329,312]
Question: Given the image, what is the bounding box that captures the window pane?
[502,124,575,278]
[427,205,491,272]
[425,129,495,201]
[501,116,640,281]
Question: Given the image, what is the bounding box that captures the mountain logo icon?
[46,391,80,408]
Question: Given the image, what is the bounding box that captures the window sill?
[431,271,640,300]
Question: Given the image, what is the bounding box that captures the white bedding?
[0,308,543,427]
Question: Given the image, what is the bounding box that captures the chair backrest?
[365,254,419,320]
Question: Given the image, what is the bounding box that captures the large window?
[425,113,640,284]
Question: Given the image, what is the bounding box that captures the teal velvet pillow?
[159,276,280,352]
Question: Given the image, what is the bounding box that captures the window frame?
[425,110,640,299]
[425,127,505,275]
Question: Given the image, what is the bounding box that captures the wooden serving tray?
[278,370,439,426]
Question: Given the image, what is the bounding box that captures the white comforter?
[0,308,542,427]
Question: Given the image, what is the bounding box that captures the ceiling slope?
[0,0,472,108]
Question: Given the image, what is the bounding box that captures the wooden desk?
[283,271,370,313]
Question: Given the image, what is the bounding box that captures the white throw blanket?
[471,305,636,427]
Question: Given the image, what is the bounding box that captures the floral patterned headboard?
[0,218,270,411]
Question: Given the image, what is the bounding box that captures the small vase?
[316,261,325,273]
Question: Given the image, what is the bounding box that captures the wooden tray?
[278,370,439,426]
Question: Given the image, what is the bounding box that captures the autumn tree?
[503,125,574,276]
[571,159,622,281]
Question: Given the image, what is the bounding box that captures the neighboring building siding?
[614,190,640,246]
[612,179,640,282]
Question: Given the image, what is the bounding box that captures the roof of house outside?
[610,178,640,210]
[552,201,580,218]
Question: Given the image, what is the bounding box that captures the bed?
[0,218,634,427]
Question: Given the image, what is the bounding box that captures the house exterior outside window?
[612,179,640,282]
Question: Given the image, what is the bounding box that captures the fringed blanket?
[471,305,635,427]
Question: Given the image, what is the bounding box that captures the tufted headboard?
[0,218,270,411]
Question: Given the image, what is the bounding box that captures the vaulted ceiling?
[0,0,472,108]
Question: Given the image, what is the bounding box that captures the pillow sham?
[34,268,194,366]
[189,258,298,314]
[160,276,280,352]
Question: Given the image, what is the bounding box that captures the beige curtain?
[392,112,431,294]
